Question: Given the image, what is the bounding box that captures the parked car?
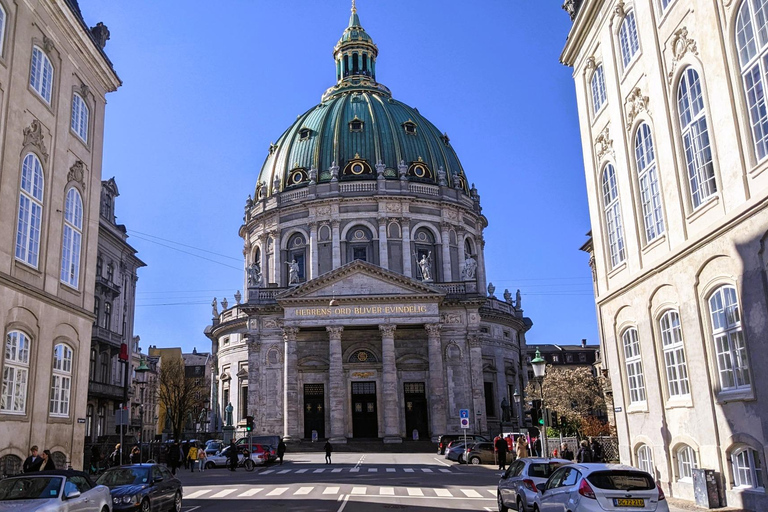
[204,445,265,469]
[0,469,111,512]
[204,440,224,456]
[497,457,571,512]
[445,441,469,463]
[437,434,488,455]
[466,441,513,465]
[96,463,183,512]
[532,463,668,512]
[234,440,275,462]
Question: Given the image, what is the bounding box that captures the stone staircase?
[289,438,438,453]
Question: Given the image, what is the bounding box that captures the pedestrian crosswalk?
[256,466,454,475]
[184,486,497,500]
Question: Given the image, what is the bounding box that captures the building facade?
[0,0,120,474]
[85,177,145,443]
[206,6,531,444]
[561,0,768,508]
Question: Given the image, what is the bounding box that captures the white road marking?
[434,489,452,497]
[487,489,497,496]
[439,468,451,473]
[266,487,288,496]
[407,488,424,496]
[421,468,433,473]
[351,487,366,495]
[380,487,395,495]
[432,457,451,467]
[277,469,290,474]
[336,494,350,512]
[184,490,211,499]
[314,468,325,473]
[324,486,340,494]
[404,468,414,473]
[295,486,314,495]
[183,507,200,512]
[332,468,343,473]
[461,489,483,498]
[210,489,236,498]
[295,469,308,474]
[368,468,377,472]
[260,470,274,475]
[350,467,360,472]
[238,488,263,497]
[386,468,395,472]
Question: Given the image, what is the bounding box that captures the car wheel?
[497,492,509,512]
[205,461,215,469]
[172,491,182,512]
[517,497,524,512]
[140,499,150,512]
[470,456,481,465]
[101,506,109,512]
[458,454,465,464]
[244,459,255,471]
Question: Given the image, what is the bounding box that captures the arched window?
[60,188,83,288]
[71,93,89,142]
[676,445,698,481]
[637,444,654,475]
[0,454,22,477]
[659,310,690,397]
[413,228,437,280]
[732,447,764,488]
[622,328,646,403]
[736,0,768,160]
[50,343,73,416]
[1,331,30,413]
[634,123,665,242]
[591,65,607,114]
[678,68,717,208]
[30,46,54,103]
[602,164,626,267]
[286,233,306,283]
[708,286,750,390]
[346,226,374,264]
[15,154,44,267]
[0,4,7,56]
[619,10,640,68]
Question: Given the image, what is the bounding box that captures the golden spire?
[352,0,357,14]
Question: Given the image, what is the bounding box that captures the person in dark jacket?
[576,440,593,463]
[228,441,238,471]
[108,444,121,467]
[324,441,333,464]
[38,450,56,471]
[589,438,603,462]
[560,443,574,461]
[167,442,181,475]
[277,439,286,465]
[129,445,140,464]
[495,436,509,470]
[181,442,189,470]
[532,437,542,457]
[23,446,42,473]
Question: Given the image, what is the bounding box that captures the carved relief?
[42,35,54,54]
[625,87,649,128]
[326,326,344,339]
[379,324,397,337]
[467,333,481,348]
[667,27,698,84]
[613,0,625,18]
[594,125,613,160]
[424,323,441,337]
[386,203,401,213]
[263,318,280,329]
[316,206,331,216]
[79,83,90,99]
[282,326,300,341]
[68,160,86,189]
[585,56,596,72]
[440,312,463,324]
[23,120,49,162]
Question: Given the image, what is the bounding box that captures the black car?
[96,464,182,512]
[437,434,489,455]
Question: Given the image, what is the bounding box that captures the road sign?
[460,408,469,429]
[115,409,129,426]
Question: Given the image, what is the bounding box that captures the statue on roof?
[461,256,477,280]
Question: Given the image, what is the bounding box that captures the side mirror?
[65,490,81,500]
[153,476,164,483]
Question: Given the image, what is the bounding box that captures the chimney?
[581,338,587,348]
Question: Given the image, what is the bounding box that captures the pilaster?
[425,323,446,439]
[440,223,452,281]
[379,324,402,443]
[282,326,300,440]
[327,326,347,443]
[309,222,319,279]
[378,217,389,270]
[401,220,412,278]
[331,220,341,269]
[468,331,487,434]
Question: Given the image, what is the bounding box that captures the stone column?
[401,220,412,278]
[327,326,347,443]
[331,220,341,269]
[271,230,282,286]
[457,230,466,264]
[246,333,261,422]
[309,222,319,279]
[425,323,446,438]
[282,326,299,441]
[379,324,402,443]
[378,218,389,269]
[468,332,487,434]
[476,235,487,292]
[440,223,452,281]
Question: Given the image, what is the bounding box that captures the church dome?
[255,5,468,197]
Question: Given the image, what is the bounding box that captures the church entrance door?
[404,382,429,440]
[351,381,378,438]
[303,384,325,439]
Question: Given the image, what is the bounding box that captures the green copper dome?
[255,4,468,197]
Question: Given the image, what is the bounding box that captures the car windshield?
[96,467,151,486]
[0,477,61,500]
[528,462,564,478]
[587,471,655,491]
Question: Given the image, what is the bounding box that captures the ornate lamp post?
[531,348,548,457]
[135,357,150,464]
[512,388,521,426]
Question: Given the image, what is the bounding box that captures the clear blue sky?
[78,1,596,354]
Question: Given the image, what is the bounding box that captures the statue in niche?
[224,402,234,427]
[501,397,511,422]
[211,298,218,317]
[247,261,262,287]
[461,256,477,280]
[286,259,300,285]
[416,251,433,282]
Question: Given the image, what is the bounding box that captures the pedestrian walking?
[38,450,56,471]
[228,440,238,472]
[168,442,181,475]
[23,446,42,473]
[198,447,207,472]
[108,444,121,467]
[324,440,333,464]
[89,445,101,473]
[532,437,542,457]
[181,442,189,470]
[277,439,286,465]
[129,445,140,464]
[187,443,199,472]
[590,437,603,462]
[495,435,509,470]
[577,440,593,463]
[560,443,574,461]
[515,437,529,459]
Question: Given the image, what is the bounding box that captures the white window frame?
[622,328,646,404]
[732,447,764,489]
[661,0,675,10]
[677,67,717,208]
[0,4,7,57]
[659,310,690,397]
[602,164,626,268]
[60,188,83,288]
[30,46,53,104]
[736,0,768,161]
[71,93,89,142]
[49,343,72,417]
[677,445,698,481]
[708,286,750,391]
[15,154,44,268]
[619,10,640,69]
[591,65,607,115]
[634,123,665,242]
[637,444,654,475]
[2,331,30,413]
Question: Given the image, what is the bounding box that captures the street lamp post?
[531,348,548,458]
[512,388,521,427]
[135,357,150,465]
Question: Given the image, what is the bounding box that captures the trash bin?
[692,468,722,508]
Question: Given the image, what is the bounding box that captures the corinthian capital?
[326,326,344,340]
[379,324,397,337]
[425,323,442,337]
[282,326,300,341]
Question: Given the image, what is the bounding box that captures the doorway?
[404,382,429,440]
[303,384,325,439]
[351,381,378,438]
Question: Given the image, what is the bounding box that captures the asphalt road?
[174,452,502,512]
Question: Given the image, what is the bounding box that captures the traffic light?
[245,415,254,431]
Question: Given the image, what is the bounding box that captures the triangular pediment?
[277,260,445,305]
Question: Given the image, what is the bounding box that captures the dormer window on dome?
[343,154,373,178]
[349,117,364,132]
[403,120,417,135]
[288,167,309,187]
[408,159,433,182]
[299,128,312,141]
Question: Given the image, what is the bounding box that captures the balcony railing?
[95,275,121,296]
[409,183,439,196]
[92,326,123,348]
[340,182,377,193]
[88,380,125,400]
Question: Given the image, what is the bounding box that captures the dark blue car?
[96,464,182,512]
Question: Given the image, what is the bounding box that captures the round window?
[351,163,365,175]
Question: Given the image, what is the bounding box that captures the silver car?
[204,446,264,469]
[0,470,112,512]
[444,441,469,463]
[497,457,571,512]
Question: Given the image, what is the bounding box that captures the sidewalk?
[667,497,747,512]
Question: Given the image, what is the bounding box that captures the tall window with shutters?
[622,328,646,404]
[1,331,30,413]
[30,46,53,103]
[708,286,750,391]
[60,188,83,288]
[634,123,665,242]
[15,154,44,268]
[736,0,768,161]
[602,164,626,268]
[659,310,690,397]
[50,343,72,416]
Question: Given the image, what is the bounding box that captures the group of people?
[493,434,605,470]
[23,446,57,472]
[164,441,208,474]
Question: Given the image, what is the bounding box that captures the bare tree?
[157,356,209,440]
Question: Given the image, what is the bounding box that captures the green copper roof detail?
[349,0,361,28]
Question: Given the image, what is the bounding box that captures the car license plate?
[614,498,644,507]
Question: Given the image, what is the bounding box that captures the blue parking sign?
[460,408,469,429]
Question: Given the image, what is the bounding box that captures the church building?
[206,5,531,443]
